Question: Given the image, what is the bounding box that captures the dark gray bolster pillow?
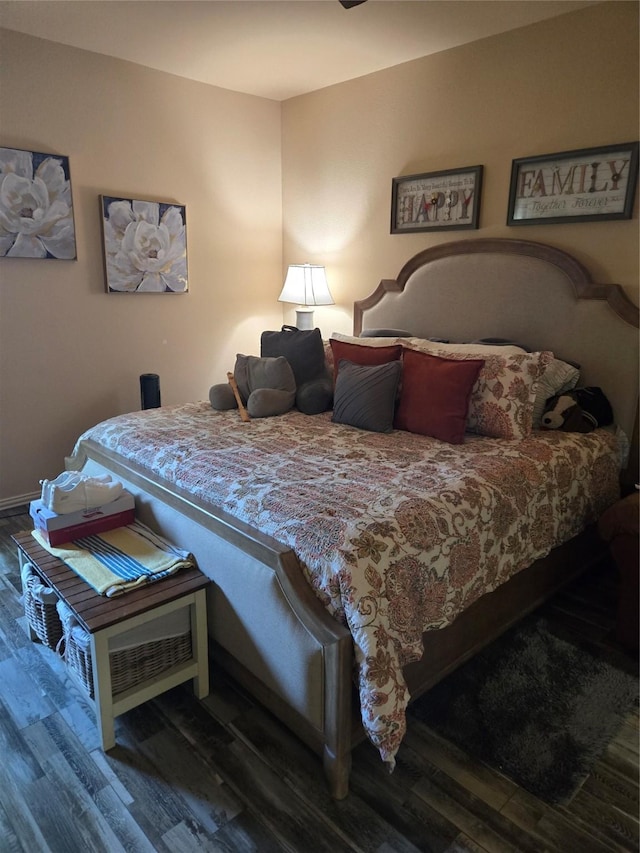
[209,383,237,410]
[296,376,334,415]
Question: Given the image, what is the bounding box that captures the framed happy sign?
[391,165,483,233]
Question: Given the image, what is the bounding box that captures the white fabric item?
[532,357,580,428]
[41,471,124,514]
[56,599,91,652]
[404,337,526,356]
[329,331,401,347]
[40,471,85,506]
[21,561,59,605]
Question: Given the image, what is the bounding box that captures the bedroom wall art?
[390,165,483,233]
[0,146,77,259]
[507,141,639,226]
[100,195,189,293]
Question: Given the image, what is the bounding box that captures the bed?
[67,238,638,799]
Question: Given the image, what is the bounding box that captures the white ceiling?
[0,0,598,101]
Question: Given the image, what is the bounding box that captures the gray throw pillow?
[332,359,401,433]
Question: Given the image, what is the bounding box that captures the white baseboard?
[0,492,39,512]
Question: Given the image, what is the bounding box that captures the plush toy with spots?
[541,387,613,433]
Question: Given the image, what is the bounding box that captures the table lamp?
[278,264,334,330]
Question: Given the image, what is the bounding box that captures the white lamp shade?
[278,264,334,306]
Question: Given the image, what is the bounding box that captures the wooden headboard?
[354,238,639,440]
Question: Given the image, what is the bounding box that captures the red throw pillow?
[329,339,403,381]
[395,348,485,444]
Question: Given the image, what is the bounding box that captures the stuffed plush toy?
[210,326,334,419]
[209,354,296,418]
[541,386,613,433]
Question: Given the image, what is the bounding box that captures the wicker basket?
[22,565,63,650]
[64,628,193,699]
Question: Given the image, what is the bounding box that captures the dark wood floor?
[1,505,638,853]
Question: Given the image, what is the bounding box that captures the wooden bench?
[13,529,210,750]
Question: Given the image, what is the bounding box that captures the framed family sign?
[391,165,483,233]
[507,142,639,226]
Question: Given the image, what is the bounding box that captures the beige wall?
[282,2,639,336]
[2,2,639,504]
[0,30,283,502]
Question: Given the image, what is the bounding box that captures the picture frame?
[391,165,483,233]
[0,146,77,260]
[100,195,188,293]
[507,142,639,226]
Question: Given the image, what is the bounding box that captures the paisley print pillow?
[404,341,553,439]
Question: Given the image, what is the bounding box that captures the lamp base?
[295,307,315,330]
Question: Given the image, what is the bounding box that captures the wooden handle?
[227,372,251,422]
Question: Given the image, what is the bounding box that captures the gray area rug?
[410,615,638,804]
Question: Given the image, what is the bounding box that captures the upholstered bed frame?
[77,238,638,799]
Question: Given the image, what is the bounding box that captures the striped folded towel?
[31,521,194,597]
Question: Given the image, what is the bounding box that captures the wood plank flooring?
[0,505,637,852]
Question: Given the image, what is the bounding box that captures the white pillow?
[405,338,527,357]
[532,357,580,428]
[329,331,401,347]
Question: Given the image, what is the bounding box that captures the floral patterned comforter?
[71,402,622,766]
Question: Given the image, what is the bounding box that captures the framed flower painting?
[0,147,77,259]
[100,195,189,293]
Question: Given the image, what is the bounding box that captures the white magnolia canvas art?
[0,147,77,260]
[101,196,188,293]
